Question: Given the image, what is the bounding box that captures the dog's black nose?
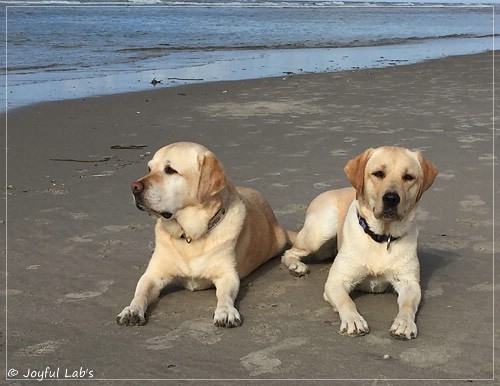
[383,192,400,207]
[131,181,144,195]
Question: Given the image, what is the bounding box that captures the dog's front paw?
[116,305,146,326]
[287,261,310,277]
[390,317,417,340]
[213,306,242,328]
[339,313,369,337]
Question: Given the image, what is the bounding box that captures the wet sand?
[3,51,498,384]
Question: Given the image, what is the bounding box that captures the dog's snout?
[382,192,400,207]
[131,181,144,195]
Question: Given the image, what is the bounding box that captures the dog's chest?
[173,251,210,278]
[169,242,233,284]
[168,255,215,291]
[365,247,394,277]
[361,241,419,283]
[361,241,410,278]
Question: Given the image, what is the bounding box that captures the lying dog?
[282,146,438,339]
[116,142,292,327]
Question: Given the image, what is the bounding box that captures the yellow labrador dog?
[282,146,438,339]
[116,142,292,328]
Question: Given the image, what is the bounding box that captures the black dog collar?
[357,211,400,250]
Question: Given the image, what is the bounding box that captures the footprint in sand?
[399,345,460,368]
[313,182,332,189]
[436,171,455,180]
[240,337,308,376]
[459,195,487,215]
[68,236,93,243]
[69,212,89,220]
[274,203,307,215]
[16,340,66,357]
[467,282,500,292]
[146,319,222,350]
[424,283,444,298]
[343,136,357,143]
[457,135,487,144]
[330,149,349,157]
[478,153,495,161]
[57,280,113,303]
[473,241,494,254]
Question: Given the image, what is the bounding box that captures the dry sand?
[3,52,498,384]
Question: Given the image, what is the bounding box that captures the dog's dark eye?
[403,174,415,182]
[148,166,151,173]
[372,170,385,179]
[164,166,177,175]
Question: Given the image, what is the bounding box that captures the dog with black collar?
[282,146,438,339]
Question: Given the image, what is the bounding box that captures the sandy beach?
[3,51,498,383]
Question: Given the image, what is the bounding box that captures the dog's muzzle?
[131,180,172,219]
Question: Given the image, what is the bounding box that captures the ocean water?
[1,1,498,110]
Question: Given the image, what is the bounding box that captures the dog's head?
[131,142,226,219]
[344,146,438,221]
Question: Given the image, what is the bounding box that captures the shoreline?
[5,40,498,112]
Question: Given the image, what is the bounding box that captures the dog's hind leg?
[281,206,339,276]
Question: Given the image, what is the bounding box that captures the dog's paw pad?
[116,306,146,326]
[213,307,242,328]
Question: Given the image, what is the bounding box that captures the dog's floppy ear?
[197,153,226,202]
[416,152,438,202]
[344,148,373,199]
